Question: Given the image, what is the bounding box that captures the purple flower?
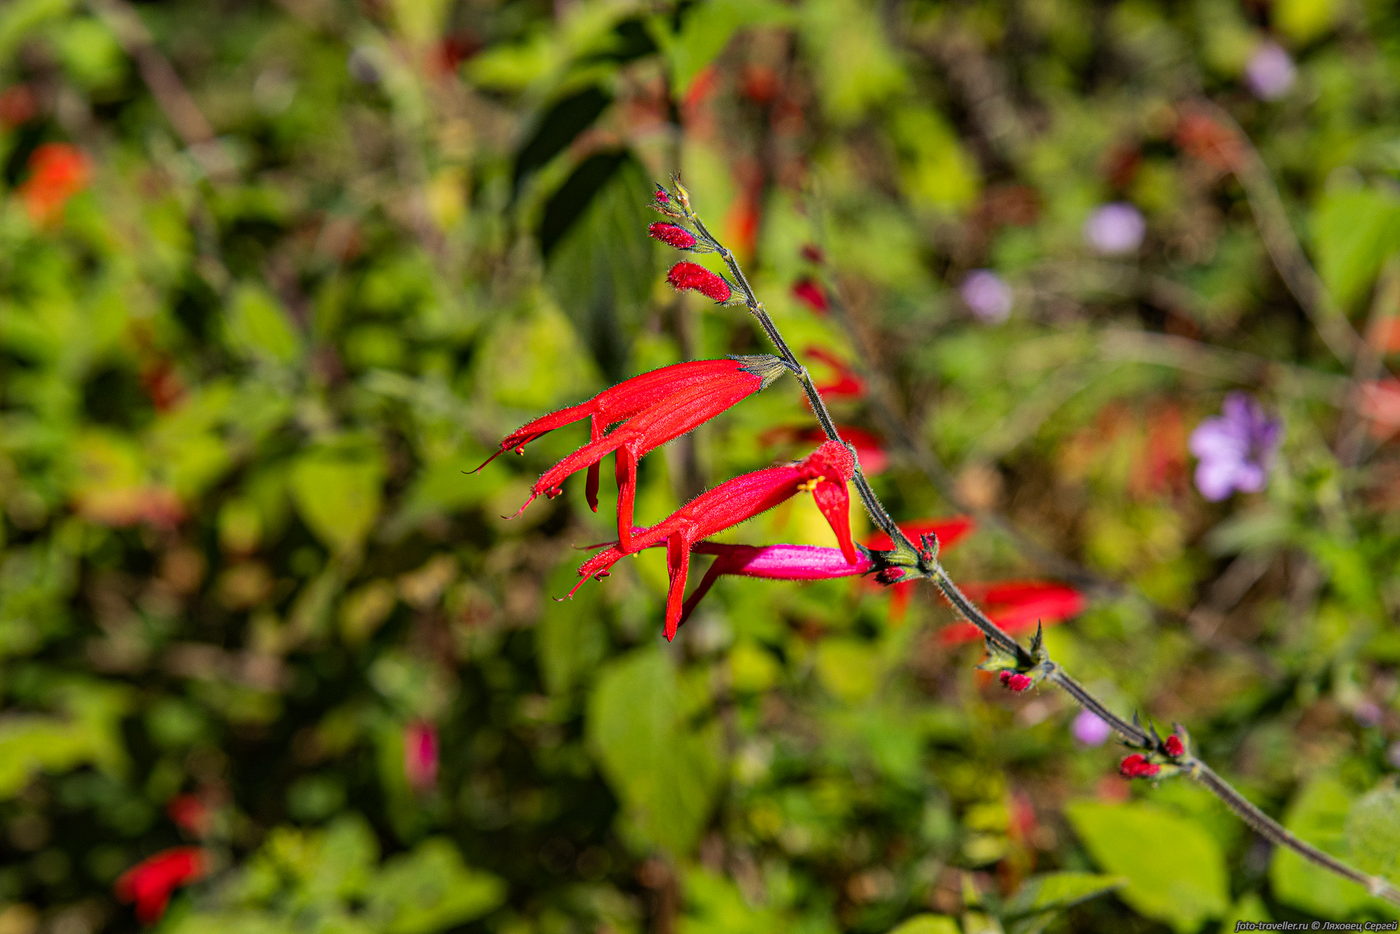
[1072,710,1112,746]
[1244,41,1296,101]
[1083,203,1146,256]
[960,270,1013,323]
[1189,393,1282,501]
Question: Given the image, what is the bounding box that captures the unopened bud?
[999,670,1033,692]
[1119,754,1161,779]
[667,262,732,303]
[648,222,697,250]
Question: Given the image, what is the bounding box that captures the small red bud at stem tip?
[1164,734,1184,757]
[654,186,669,203]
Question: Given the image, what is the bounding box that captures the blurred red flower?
[806,346,865,399]
[115,847,208,924]
[19,142,90,223]
[938,581,1085,644]
[405,719,440,793]
[166,795,211,837]
[762,425,887,474]
[0,85,37,127]
[791,278,830,315]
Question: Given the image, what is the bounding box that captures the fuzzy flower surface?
[1188,392,1282,501]
[502,357,787,550]
[648,222,697,249]
[667,261,732,302]
[569,441,859,640]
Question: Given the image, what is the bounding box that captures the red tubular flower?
[791,278,830,315]
[477,357,784,513]
[938,581,1085,644]
[20,142,90,223]
[1119,754,1161,779]
[806,346,865,399]
[505,356,788,551]
[115,847,208,924]
[648,222,698,249]
[667,261,732,303]
[1164,734,1184,758]
[569,441,859,640]
[764,425,887,474]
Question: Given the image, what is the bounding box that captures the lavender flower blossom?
[960,270,1013,323]
[1072,710,1112,746]
[1083,202,1146,256]
[1244,41,1297,101]
[1189,393,1282,501]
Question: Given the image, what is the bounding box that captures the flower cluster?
[1119,730,1189,781]
[477,180,873,640]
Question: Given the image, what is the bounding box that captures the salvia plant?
[478,178,1400,909]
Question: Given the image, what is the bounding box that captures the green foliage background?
[2,0,1400,932]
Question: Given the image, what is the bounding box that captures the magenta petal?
[691,542,871,580]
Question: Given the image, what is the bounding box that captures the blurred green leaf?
[540,150,655,381]
[537,562,608,695]
[1345,785,1400,882]
[1270,774,1370,915]
[813,637,882,702]
[1313,184,1400,312]
[1004,871,1123,920]
[586,647,724,854]
[886,915,961,934]
[1274,0,1336,44]
[655,0,796,96]
[366,839,506,932]
[289,444,384,555]
[226,284,302,365]
[1067,801,1228,931]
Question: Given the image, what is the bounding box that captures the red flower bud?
[648,222,697,250]
[875,567,906,584]
[655,186,670,203]
[999,670,1033,692]
[1164,734,1184,757]
[667,262,732,303]
[1119,754,1161,779]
